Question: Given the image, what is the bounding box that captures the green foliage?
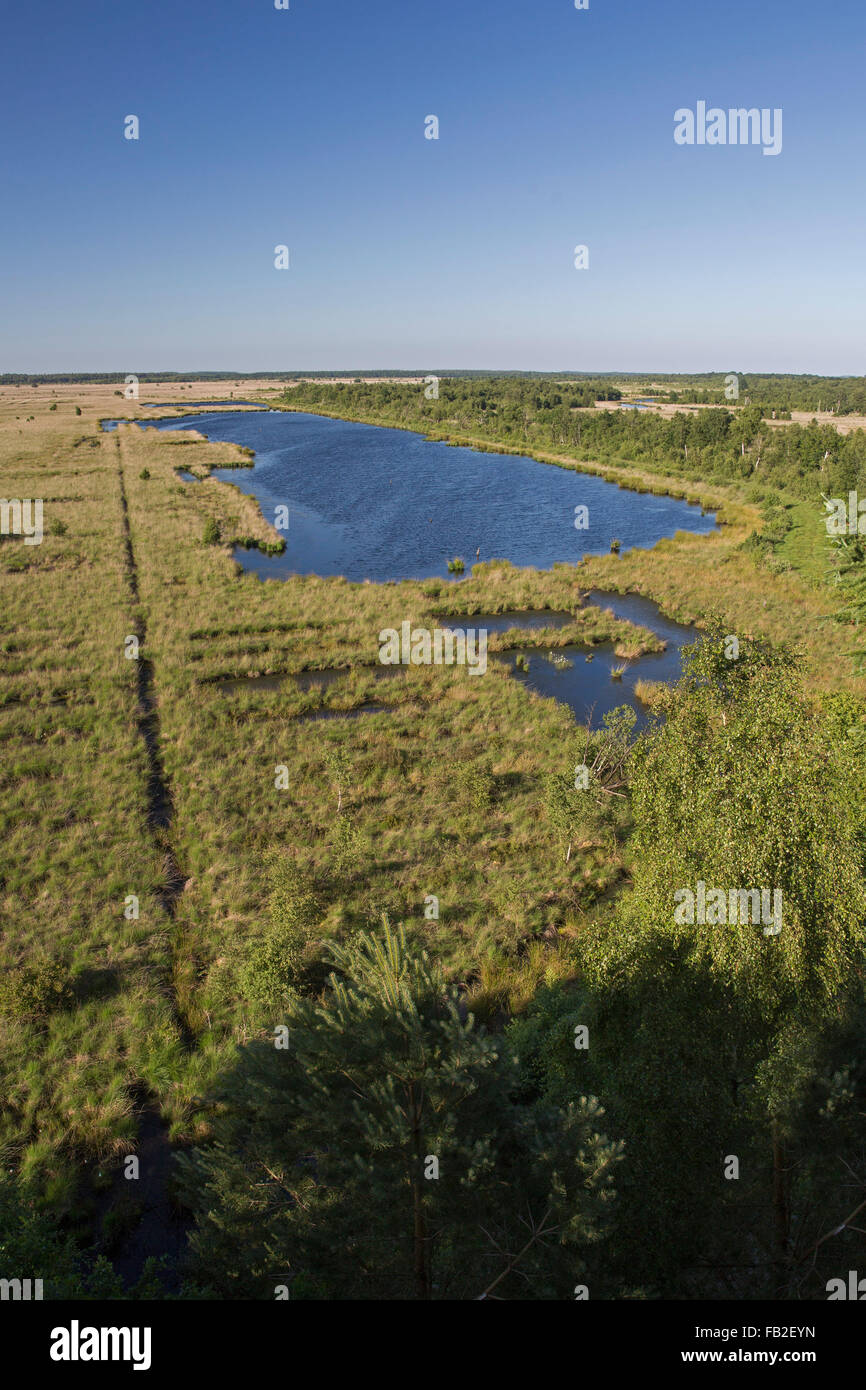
[567,631,866,1294]
[507,982,591,1107]
[179,921,622,1299]
[329,812,362,875]
[544,708,634,858]
[139,468,151,480]
[543,770,588,860]
[0,957,74,1020]
[238,859,323,1020]
[0,1175,167,1299]
[322,740,353,812]
[202,517,221,546]
[449,760,494,814]
[627,627,864,1029]
[0,1175,98,1297]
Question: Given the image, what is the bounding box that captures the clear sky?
[1,0,863,373]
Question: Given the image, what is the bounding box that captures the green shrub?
[238,861,324,1017]
[0,957,74,1020]
[329,812,363,874]
[202,517,221,546]
[450,761,494,813]
[139,468,150,480]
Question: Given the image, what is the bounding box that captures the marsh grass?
[632,678,669,711]
[1,379,863,1205]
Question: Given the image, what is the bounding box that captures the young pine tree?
[179,920,621,1299]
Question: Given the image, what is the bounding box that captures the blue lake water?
[511,590,696,729]
[102,410,709,725]
[105,409,716,584]
[442,591,696,729]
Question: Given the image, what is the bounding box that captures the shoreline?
[101,401,730,633]
[94,390,856,687]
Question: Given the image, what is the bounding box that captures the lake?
[106,409,717,584]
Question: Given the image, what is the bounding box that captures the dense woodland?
[5,371,866,415]
[283,375,866,503]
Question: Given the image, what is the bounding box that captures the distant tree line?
[7,371,866,415]
[282,378,866,502]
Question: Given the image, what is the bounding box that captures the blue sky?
[1,0,863,372]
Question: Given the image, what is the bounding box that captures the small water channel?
[440,591,696,728]
[217,666,406,697]
[213,593,696,729]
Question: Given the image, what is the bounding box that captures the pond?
[442,591,696,729]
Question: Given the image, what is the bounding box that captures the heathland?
[2,374,866,1299]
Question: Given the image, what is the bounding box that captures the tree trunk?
[412,1175,428,1299]
[772,1120,790,1291]
[409,1084,430,1299]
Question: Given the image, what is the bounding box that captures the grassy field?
[0,384,653,1203]
[1,378,863,1246]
